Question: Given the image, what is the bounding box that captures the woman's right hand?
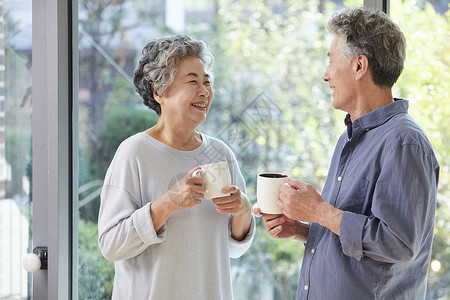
[165,166,206,210]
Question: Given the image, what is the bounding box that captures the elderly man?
[256,7,439,299]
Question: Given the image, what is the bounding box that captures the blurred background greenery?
[3,0,447,299]
[72,0,449,299]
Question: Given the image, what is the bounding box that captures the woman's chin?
[190,115,207,126]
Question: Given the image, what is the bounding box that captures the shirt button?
[304,285,309,290]
[337,176,342,181]
[311,248,315,254]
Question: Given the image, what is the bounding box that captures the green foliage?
[5,125,32,197]
[78,219,114,300]
[98,107,157,164]
[391,2,450,298]
[197,0,345,193]
[195,2,347,298]
[79,107,157,222]
[232,220,304,300]
[77,0,450,299]
[4,31,33,199]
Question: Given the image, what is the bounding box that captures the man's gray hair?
[327,7,406,88]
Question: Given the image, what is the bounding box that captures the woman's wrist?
[234,193,251,217]
[150,194,179,232]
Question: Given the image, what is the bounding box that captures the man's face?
[322,37,357,113]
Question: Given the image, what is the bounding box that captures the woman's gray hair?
[326,7,406,88]
[134,35,214,115]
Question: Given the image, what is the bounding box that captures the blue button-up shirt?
[297,99,439,299]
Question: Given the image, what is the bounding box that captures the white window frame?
[31,0,78,298]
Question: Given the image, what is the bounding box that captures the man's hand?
[253,206,309,242]
[278,178,343,236]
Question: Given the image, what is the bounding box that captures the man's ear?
[354,55,369,81]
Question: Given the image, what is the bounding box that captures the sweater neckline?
[138,131,209,159]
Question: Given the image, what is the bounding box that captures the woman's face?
[158,56,214,127]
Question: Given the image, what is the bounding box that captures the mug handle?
[192,169,204,177]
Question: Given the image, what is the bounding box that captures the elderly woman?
[98,34,255,299]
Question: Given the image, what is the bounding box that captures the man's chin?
[331,99,339,110]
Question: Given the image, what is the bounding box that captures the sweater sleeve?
[226,147,256,258]
[98,186,167,261]
[228,215,256,258]
[97,140,166,262]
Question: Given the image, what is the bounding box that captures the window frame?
[31,0,78,298]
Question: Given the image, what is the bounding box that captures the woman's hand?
[150,167,206,232]
[213,186,252,241]
[212,186,251,216]
[165,166,206,210]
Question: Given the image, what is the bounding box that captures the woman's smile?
[192,101,208,111]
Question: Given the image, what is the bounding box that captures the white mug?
[257,172,288,214]
[193,161,231,199]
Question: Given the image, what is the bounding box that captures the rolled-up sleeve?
[299,102,439,299]
[98,187,166,262]
[340,212,368,260]
[340,142,438,263]
[228,215,256,258]
[225,148,256,258]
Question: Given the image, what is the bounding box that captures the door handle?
[23,246,48,273]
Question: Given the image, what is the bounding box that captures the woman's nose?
[199,84,210,97]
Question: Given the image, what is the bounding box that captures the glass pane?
[0,0,33,299]
[74,1,416,299]
[390,1,450,298]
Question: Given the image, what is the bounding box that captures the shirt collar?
[345,98,409,141]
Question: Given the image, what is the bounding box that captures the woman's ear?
[150,82,163,104]
[154,91,164,105]
[354,55,369,81]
